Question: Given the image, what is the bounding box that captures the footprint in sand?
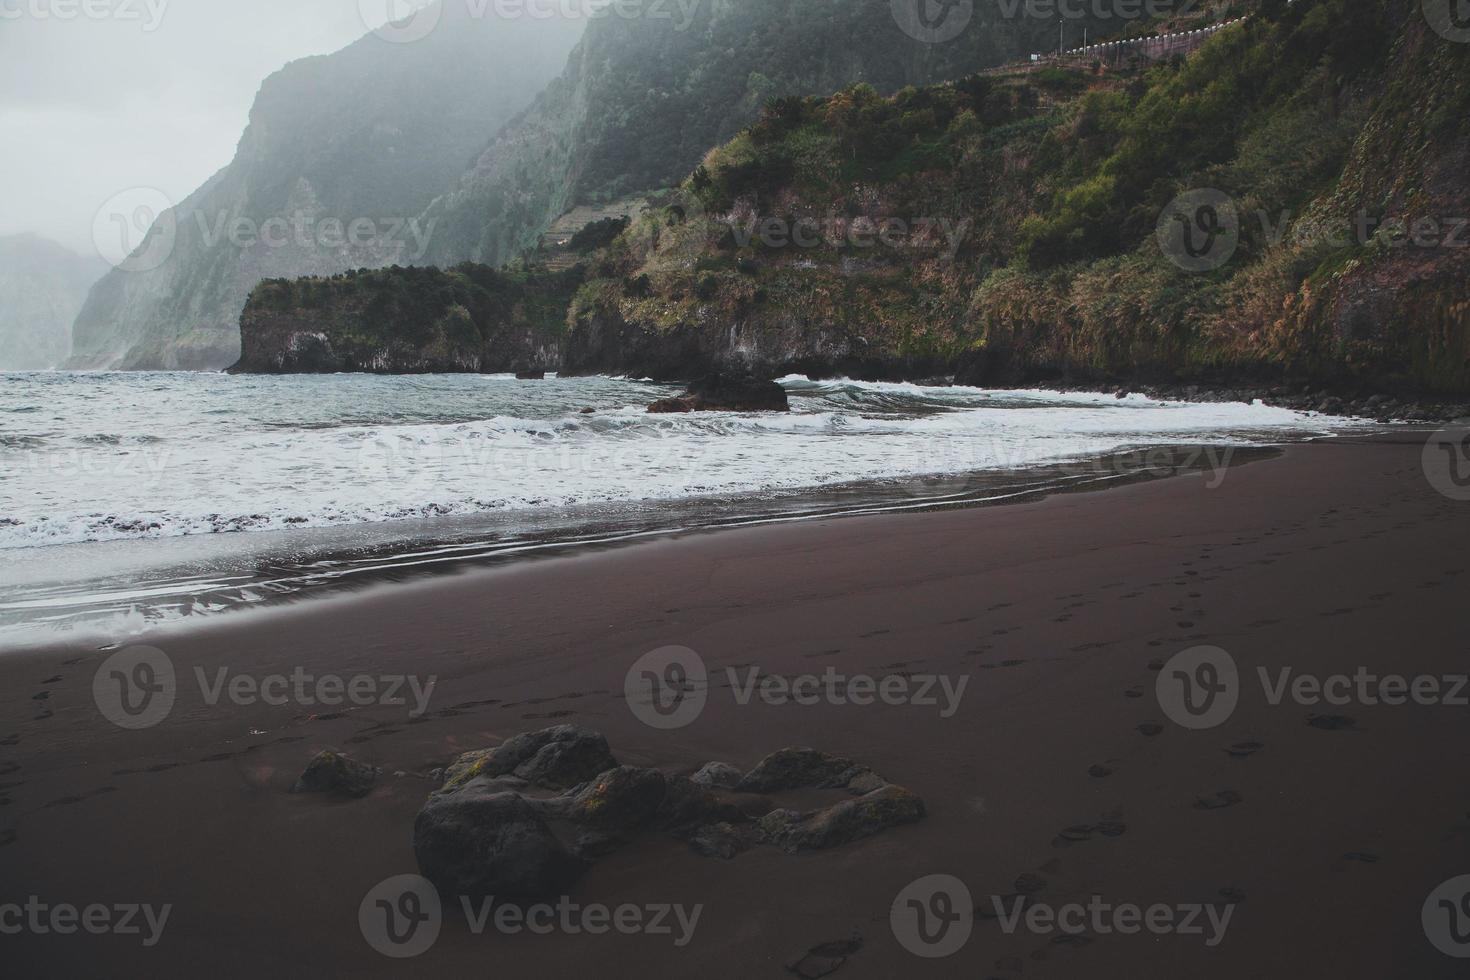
[1225,741,1263,758]
[0,829,15,847]
[1137,722,1164,737]
[1307,714,1358,731]
[1054,819,1126,844]
[1088,764,1115,778]
[1122,686,1143,699]
[1342,852,1379,863]
[1194,789,1244,810]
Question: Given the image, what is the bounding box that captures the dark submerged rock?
[647,374,790,413]
[290,749,379,799]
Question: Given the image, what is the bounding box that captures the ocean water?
[0,371,1364,641]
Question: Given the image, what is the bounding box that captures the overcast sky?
[0,1,405,255]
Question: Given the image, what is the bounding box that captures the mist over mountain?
[65,2,584,371]
[418,0,1122,270]
[0,233,107,370]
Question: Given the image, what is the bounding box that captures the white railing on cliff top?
[1049,16,1248,60]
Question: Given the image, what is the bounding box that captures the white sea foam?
[0,372,1362,550]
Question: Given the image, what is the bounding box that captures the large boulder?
[290,749,378,799]
[736,747,882,794]
[756,784,925,853]
[647,374,790,413]
[441,725,616,791]
[414,781,587,902]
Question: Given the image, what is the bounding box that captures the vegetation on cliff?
[569,0,1470,395]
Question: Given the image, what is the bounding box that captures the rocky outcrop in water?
[230,263,579,374]
[647,374,790,413]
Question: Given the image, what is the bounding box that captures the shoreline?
[3,434,1469,977]
[0,442,1288,650]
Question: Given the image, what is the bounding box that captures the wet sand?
[2,434,1468,978]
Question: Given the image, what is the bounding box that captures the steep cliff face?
[562,0,1470,397]
[0,234,107,370]
[417,0,1125,271]
[232,264,580,374]
[65,3,583,372]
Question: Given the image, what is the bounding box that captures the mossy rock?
[756,784,926,853]
[290,749,379,799]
